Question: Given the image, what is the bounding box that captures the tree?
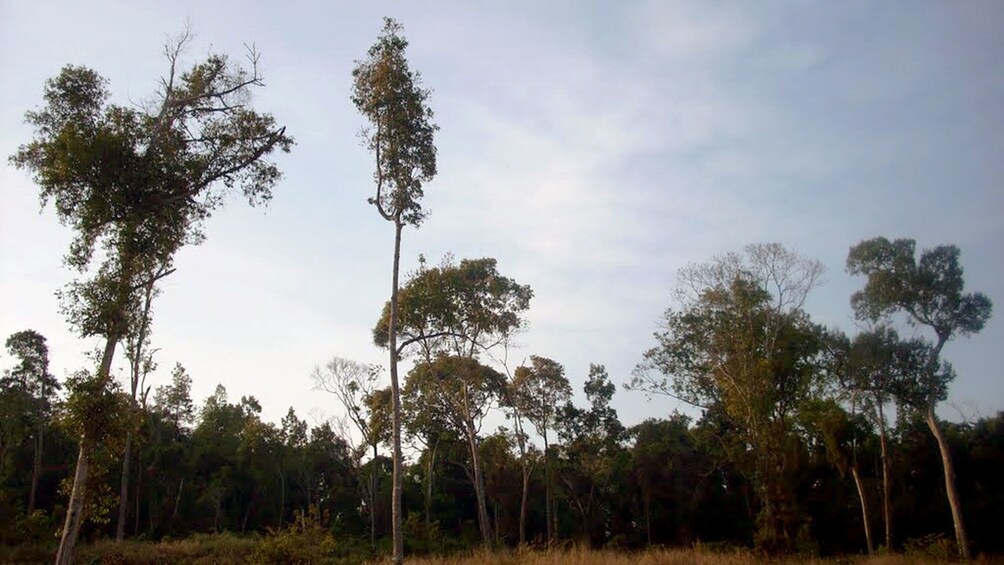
[555,364,626,544]
[153,364,195,430]
[832,326,929,551]
[512,355,571,544]
[10,29,292,563]
[403,356,506,547]
[630,243,826,553]
[847,237,993,559]
[4,330,59,515]
[117,270,163,542]
[374,255,531,548]
[374,256,534,361]
[311,357,382,547]
[351,18,438,564]
[799,398,876,555]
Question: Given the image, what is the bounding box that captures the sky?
[1,1,1002,434]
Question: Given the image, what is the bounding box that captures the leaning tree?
[11,29,292,563]
[847,237,992,560]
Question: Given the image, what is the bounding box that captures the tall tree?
[631,243,826,553]
[847,237,993,560]
[116,268,164,541]
[351,18,438,564]
[512,355,571,544]
[10,29,292,563]
[833,326,927,551]
[4,330,59,515]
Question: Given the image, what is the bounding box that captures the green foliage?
[153,363,195,429]
[352,17,438,226]
[61,371,131,453]
[847,238,992,339]
[374,256,534,356]
[511,356,571,438]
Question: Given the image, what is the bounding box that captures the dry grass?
[398,546,1004,565]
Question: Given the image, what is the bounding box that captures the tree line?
[2,17,998,563]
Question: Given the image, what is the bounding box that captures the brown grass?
[398,546,1004,565]
[5,539,1002,565]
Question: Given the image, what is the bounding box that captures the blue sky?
[1,1,1002,431]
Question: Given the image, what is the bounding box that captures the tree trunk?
[544,431,554,544]
[512,413,528,546]
[370,442,378,548]
[519,456,529,546]
[133,444,141,536]
[876,397,893,550]
[28,426,42,515]
[116,429,134,542]
[279,467,286,528]
[389,220,405,565]
[424,438,438,536]
[54,444,89,565]
[643,484,652,546]
[466,423,493,547]
[55,335,117,565]
[925,406,970,560]
[850,465,874,556]
[170,478,184,527]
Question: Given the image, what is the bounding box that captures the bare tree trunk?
[55,445,89,565]
[875,398,893,550]
[925,406,970,560]
[851,465,874,556]
[519,457,529,546]
[466,424,493,548]
[133,444,141,536]
[55,335,116,565]
[544,432,554,544]
[278,468,286,528]
[370,442,378,549]
[116,430,134,541]
[170,478,184,527]
[28,427,42,515]
[117,274,154,543]
[389,220,405,565]
[424,438,438,535]
[643,485,652,546]
[512,413,529,546]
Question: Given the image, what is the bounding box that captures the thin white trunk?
[925,406,970,560]
[851,465,874,556]
[389,220,404,565]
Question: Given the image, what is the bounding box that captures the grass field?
[4,538,1003,564]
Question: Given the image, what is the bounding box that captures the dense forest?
[2,17,1000,565]
[1,318,1003,559]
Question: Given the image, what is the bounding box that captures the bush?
[251,506,338,564]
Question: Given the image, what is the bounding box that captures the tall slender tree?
[352,18,438,563]
[847,237,993,560]
[11,29,292,563]
[512,355,571,544]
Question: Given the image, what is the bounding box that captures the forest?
[1,16,1001,565]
